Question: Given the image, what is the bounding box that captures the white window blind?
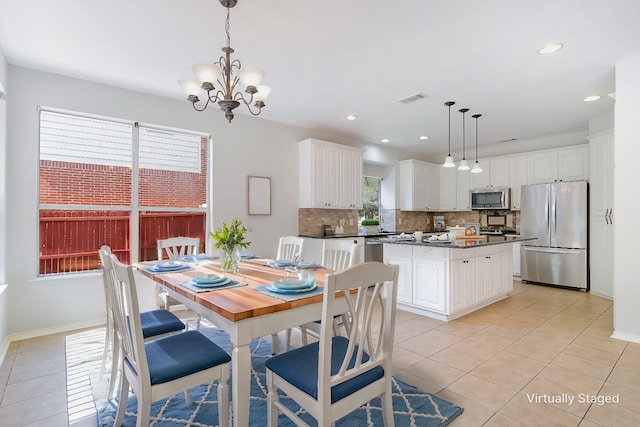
[40,110,202,173]
[139,126,201,173]
[40,110,132,166]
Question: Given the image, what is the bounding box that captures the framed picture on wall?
[247,175,271,215]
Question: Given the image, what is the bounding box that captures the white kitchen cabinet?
[476,245,512,300]
[490,158,510,187]
[449,250,476,313]
[469,157,510,189]
[438,166,456,210]
[528,145,589,184]
[589,130,614,299]
[508,154,529,210]
[339,149,363,208]
[512,241,521,276]
[299,138,363,209]
[383,244,413,304]
[413,258,447,313]
[385,242,514,321]
[456,169,471,210]
[439,166,470,211]
[398,159,439,211]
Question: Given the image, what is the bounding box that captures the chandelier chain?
[226,7,231,49]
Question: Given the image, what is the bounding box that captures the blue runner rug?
[97,327,463,426]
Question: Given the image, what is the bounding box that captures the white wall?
[612,55,640,343]
[0,42,9,358]
[3,65,365,336]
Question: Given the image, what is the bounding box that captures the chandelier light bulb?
[192,63,223,85]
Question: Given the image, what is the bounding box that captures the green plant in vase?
[210,217,251,272]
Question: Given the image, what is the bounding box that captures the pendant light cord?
[459,108,469,159]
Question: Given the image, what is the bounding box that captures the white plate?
[193,273,225,284]
[277,278,307,287]
[267,283,318,294]
[153,261,185,270]
[191,277,231,288]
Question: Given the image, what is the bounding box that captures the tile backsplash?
[298,208,519,236]
[298,208,359,236]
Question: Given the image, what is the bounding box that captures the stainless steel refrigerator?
[520,181,588,290]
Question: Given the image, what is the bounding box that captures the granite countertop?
[299,232,398,239]
[377,235,536,249]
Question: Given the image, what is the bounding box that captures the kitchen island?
[379,235,534,321]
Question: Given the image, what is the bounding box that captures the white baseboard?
[0,318,105,367]
[611,330,640,344]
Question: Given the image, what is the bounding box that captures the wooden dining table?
[135,258,341,427]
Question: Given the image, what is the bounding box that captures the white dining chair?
[276,236,304,261]
[156,237,201,326]
[265,262,399,427]
[98,246,186,399]
[297,239,358,346]
[157,236,200,261]
[109,253,231,427]
[270,236,305,353]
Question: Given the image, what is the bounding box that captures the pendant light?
[471,114,483,173]
[458,108,470,171]
[443,101,456,167]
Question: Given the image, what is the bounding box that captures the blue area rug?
[97,327,463,426]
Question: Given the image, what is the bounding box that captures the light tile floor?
[1,280,639,426]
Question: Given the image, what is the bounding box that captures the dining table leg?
[232,341,251,427]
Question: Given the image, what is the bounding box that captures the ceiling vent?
[397,93,428,104]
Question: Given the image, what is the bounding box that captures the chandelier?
[178,0,270,123]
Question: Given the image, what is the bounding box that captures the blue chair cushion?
[140,309,185,339]
[144,331,231,385]
[265,336,384,403]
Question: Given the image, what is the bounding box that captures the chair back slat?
[318,262,399,401]
[108,253,150,386]
[157,237,200,260]
[276,236,304,261]
[321,239,357,271]
[99,246,116,324]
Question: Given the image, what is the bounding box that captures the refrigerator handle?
[553,193,557,234]
[545,198,549,230]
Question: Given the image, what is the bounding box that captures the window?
[38,108,209,275]
[359,176,381,222]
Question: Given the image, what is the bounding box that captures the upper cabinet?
[508,154,529,210]
[398,159,439,211]
[439,167,470,211]
[528,145,589,184]
[299,138,363,209]
[469,158,510,189]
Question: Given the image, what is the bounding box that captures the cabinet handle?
[604,209,609,224]
[608,208,613,225]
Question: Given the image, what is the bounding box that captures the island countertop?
[377,234,536,249]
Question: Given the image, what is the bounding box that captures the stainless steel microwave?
[470,187,511,210]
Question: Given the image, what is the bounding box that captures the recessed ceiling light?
[419,136,429,141]
[537,43,563,55]
[380,138,390,143]
[583,95,601,102]
[345,114,358,121]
